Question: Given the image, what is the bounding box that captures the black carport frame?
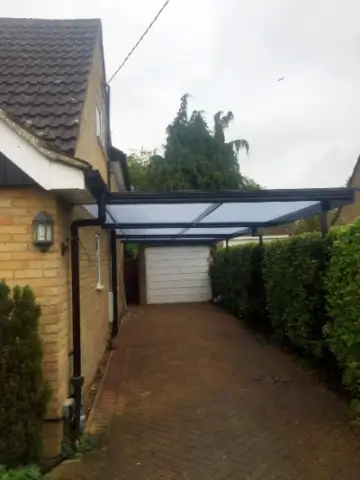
[92,187,355,243]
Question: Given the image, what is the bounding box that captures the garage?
[145,245,212,304]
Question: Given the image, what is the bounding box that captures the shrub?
[0,281,50,468]
[325,220,360,399]
[209,244,266,324]
[263,234,329,358]
[0,465,42,480]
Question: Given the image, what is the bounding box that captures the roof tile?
[0,18,101,154]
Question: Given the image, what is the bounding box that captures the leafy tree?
[127,149,155,191]
[127,94,260,191]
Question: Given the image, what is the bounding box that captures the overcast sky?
[3,0,360,188]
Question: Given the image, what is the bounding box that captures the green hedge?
[325,220,360,405]
[209,225,360,411]
[0,281,50,468]
[209,243,266,324]
[263,234,330,358]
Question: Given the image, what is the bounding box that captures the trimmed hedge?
[0,281,50,468]
[263,234,330,358]
[209,244,266,324]
[209,223,360,411]
[325,221,360,403]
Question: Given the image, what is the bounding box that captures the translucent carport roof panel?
[200,200,320,224]
[118,228,182,236]
[107,203,213,224]
[183,227,250,236]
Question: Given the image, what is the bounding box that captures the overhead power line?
[108,0,172,84]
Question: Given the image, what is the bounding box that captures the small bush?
[263,234,329,358]
[0,281,50,468]
[0,465,42,480]
[325,220,360,398]
[209,244,266,324]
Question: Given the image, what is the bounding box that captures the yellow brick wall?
[0,187,67,457]
[75,37,108,182]
[110,172,118,193]
[0,187,126,458]
[333,191,360,226]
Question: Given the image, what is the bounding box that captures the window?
[95,234,103,289]
[96,98,106,147]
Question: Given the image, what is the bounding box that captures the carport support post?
[258,234,263,247]
[320,200,329,237]
[110,230,119,338]
[225,239,229,253]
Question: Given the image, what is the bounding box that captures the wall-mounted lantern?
[32,211,54,252]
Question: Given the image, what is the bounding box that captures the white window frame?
[96,97,106,147]
[95,234,104,290]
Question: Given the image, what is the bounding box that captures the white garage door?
[145,245,212,304]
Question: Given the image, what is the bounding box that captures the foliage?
[293,215,322,235]
[210,236,329,357]
[209,244,266,325]
[127,149,156,191]
[61,433,98,460]
[127,94,260,191]
[263,234,329,358]
[325,221,360,397]
[0,465,42,480]
[124,243,139,259]
[0,282,50,468]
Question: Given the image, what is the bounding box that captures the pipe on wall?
[110,229,119,338]
[70,217,102,434]
[69,193,108,435]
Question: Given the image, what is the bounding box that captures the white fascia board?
[0,116,86,191]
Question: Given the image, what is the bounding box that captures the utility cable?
[108,0,172,84]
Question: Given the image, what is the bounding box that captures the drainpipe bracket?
[70,375,84,388]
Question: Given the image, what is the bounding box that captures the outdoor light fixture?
[32,211,54,252]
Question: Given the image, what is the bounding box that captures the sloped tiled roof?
[0,18,101,155]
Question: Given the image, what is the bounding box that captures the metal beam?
[120,238,216,246]
[174,202,222,238]
[116,234,229,241]
[102,221,265,230]
[106,188,354,205]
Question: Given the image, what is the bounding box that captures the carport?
[70,177,354,433]
[89,188,354,306]
[87,187,354,243]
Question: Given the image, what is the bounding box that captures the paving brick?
[58,304,360,479]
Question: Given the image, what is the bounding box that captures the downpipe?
[70,218,102,436]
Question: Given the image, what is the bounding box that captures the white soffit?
[0,115,86,191]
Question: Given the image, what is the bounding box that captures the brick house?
[0,18,129,457]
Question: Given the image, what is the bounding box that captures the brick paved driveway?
[80,304,360,479]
